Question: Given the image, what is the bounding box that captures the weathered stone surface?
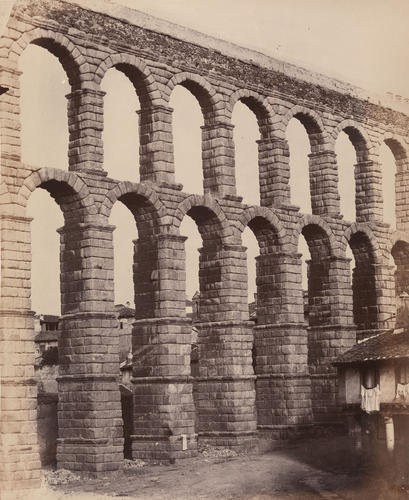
[0,0,408,494]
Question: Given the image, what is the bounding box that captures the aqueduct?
[1,0,409,494]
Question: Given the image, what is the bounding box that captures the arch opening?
[297,236,312,326]
[337,126,371,223]
[287,117,312,213]
[245,216,283,325]
[232,100,260,205]
[28,188,63,317]
[108,191,165,459]
[113,191,163,326]
[30,38,81,89]
[243,226,257,311]
[111,62,153,110]
[348,231,378,335]
[179,205,228,434]
[336,130,357,221]
[101,67,140,182]
[379,142,397,228]
[27,187,63,470]
[180,215,201,392]
[20,44,70,170]
[342,126,369,164]
[392,240,409,328]
[170,85,204,193]
[116,192,161,239]
[300,224,332,329]
[109,200,139,460]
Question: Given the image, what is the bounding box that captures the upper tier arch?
[10,28,88,90]
[278,104,329,149]
[95,53,164,108]
[331,119,374,162]
[228,89,273,138]
[164,72,223,122]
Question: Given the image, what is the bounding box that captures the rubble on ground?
[198,444,238,459]
[123,458,146,470]
[43,468,80,485]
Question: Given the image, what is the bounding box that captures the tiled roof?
[41,315,59,323]
[115,304,135,318]
[333,328,409,365]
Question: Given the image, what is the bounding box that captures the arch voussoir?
[343,222,381,261]
[9,28,87,89]
[228,88,272,120]
[16,168,95,214]
[331,118,373,152]
[165,71,220,109]
[295,213,340,256]
[95,53,164,106]
[173,193,228,232]
[236,205,288,247]
[100,181,168,225]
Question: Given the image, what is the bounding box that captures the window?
[394,363,409,402]
[395,363,409,385]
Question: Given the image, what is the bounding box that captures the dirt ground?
[28,436,409,500]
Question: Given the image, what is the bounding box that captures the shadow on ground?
[38,432,409,500]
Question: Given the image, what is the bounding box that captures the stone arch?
[343,223,380,262]
[294,214,339,256]
[391,239,409,263]
[165,72,222,122]
[281,104,328,151]
[383,132,409,193]
[101,181,169,236]
[382,133,409,175]
[236,206,288,248]
[297,220,334,330]
[10,28,88,90]
[176,195,238,331]
[238,209,288,332]
[380,133,409,231]
[228,89,273,139]
[95,53,164,109]
[299,221,334,261]
[391,239,409,328]
[334,120,382,223]
[17,168,95,221]
[391,230,409,251]
[332,119,372,162]
[280,106,334,215]
[344,224,379,333]
[173,194,229,235]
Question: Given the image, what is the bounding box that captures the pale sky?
[20,0,405,315]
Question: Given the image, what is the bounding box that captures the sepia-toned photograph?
[0,0,408,498]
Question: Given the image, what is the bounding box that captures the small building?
[187,291,200,321]
[34,314,59,355]
[334,327,409,451]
